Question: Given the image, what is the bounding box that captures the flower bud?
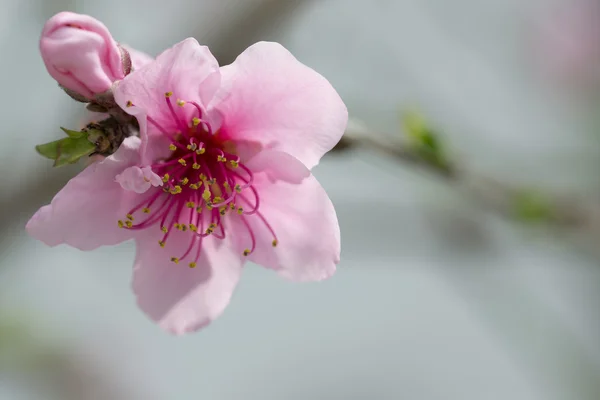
[40,12,126,99]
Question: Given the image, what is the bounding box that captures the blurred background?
[1,0,600,398]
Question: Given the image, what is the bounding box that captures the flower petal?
[115,166,162,193]
[211,42,348,170]
[132,228,244,335]
[26,137,143,251]
[113,38,220,134]
[240,150,340,281]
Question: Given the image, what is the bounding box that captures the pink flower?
[27,38,347,335]
[40,12,152,99]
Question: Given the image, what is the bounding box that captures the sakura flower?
[27,38,347,334]
[40,12,152,100]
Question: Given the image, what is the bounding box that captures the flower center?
[118,92,278,268]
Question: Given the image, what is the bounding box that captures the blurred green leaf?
[402,110,449,171]
[35,128,96,167]
[513,190,554,223]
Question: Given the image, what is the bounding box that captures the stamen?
[165,95,188,137]
[147,115,186,148]
[240,216,256,256]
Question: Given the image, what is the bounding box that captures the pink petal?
[241,150,340,281]
[26,137,143,251]
[40,12,123,98]
[115,166,162,193]
[113,38,221,136]
[211,42,348,170]
[132,228,244,335]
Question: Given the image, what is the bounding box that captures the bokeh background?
[1,0,600,399]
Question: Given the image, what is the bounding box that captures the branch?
[334,118,599,234]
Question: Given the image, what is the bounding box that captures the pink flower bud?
[40,12,125,99]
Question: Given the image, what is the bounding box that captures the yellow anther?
[189,183,199,190]
[195,207,202,214]
[199,173,207,181]
[208,178,216,185]
[213,196,223,203]
[143,207,151,214]
[174,223,181,230]
[272,239,278,247]
[180,177,189,185]
[170,185,182,194]
[118,220,124,228]
[202,190,211,201]
[165,91,173,97]
[237,207,244,215]
[171,257,179,264]
[223,182,230,189]
[186,144,192,150]
[158,240,166,247]
[186,201,196,208]
[189,224,198,232]
[219,207,227,216]
[192,117,201,126]
[162,174,170,183]
[206,228,214,235]
[235,184,242,193]
[125,220,133,228]
[161,226,168,233]
[190,143,198,151]
[217,155,226,162]
[181,225,188,232]
[243,249,251,256]
[229,160,239,168]
[176,99,185,106]
[126,214,134,221]
[189,262,197,268]
[192,163,201,170]
[178,158,187,166]
[196,148,206,155]
[209,223,217,230]
[230,203,236,210]
[169,144,177,151]
[126,100,133,107]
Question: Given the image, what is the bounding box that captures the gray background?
[1,0,599,399]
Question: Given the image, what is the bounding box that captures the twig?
[334,118,598,233]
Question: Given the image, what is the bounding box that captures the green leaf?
[512,190,553,223]
[35,128,96,167]
[402,110,449,170]
[60,127,85,139]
